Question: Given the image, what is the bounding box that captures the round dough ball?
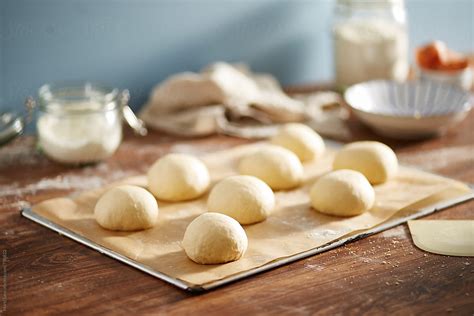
[271,123,325,162]
[94,185,159,231]
[182,213,248,264]
[238,145,303,190]
[310,170,375,217]
[148,153,210,201]
[333,141,398,184]
[207,175,275,224]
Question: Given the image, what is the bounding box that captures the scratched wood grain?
[0,87,473,315]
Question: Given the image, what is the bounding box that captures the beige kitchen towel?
[31,142,472,287]
[139,62,350,139]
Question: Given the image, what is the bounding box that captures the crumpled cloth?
[139,62,350,140]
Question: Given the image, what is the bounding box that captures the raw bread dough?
[333,141,398,184]
[271,123,326,162]
[207,175,275,224]
[310,169,375,216]
[408,220,474,257]
[238,145,303,190]
[182,213,248,264]
[147,153,210,201]
[94,185,159,231]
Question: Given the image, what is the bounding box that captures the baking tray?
[21,185,474,292]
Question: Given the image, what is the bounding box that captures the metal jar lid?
[0,98,35,146]
[0,111,25,145]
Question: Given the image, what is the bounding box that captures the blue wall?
[1,0,473,113]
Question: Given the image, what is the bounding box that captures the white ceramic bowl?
[344,80,472,139]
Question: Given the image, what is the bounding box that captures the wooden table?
[1,87,473,315]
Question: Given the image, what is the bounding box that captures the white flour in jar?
[334,19,409,86]
[37,107,122,164]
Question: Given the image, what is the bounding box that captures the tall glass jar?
[333,0,409,87]
[37,82,123,164]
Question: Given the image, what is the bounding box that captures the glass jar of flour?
[333,0,409,87]
[37,82,146,164]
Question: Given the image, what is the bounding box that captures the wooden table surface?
[1,86,473,315]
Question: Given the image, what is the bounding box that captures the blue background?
[1,0,473,112]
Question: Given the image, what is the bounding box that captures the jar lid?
[0,98,35,146]
[0,111,25,145]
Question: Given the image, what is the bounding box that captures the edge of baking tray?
[21,208,192,291]
[200,185,474,291]
[21,185,474,293]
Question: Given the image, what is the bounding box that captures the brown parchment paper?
[31,143,471,286]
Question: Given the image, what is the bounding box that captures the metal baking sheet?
[21,185,474,292]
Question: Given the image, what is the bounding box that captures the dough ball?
[271,123,326,162]
[147,153,210,201]
[94,185,159,231]
[207,175,275,224]
[238,145,303,190]
[333,141,398,184]
[182,213,248,264]
[310,170,375,217]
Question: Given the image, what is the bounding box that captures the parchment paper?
[31,143,471,286]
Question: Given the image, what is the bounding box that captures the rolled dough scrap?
[333,141,398,184]
[310,169,375,216]
[270,123,326,162]
[94,185,159,231]
[147,153,210,201]
[182,213,248,264]
[207,175,275,224]
[408,220,474,257]
[238,145,303,190]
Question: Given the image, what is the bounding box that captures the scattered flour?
[0,166,136,198]
[117,141,233,164]
[0,175,103,197]
[0,200,29,211]
[306,229,340,240]
[304,262,325,271]
[380,225,407,239]
[398,145,474,171]
[0,137,47,167]
[170,142,232,156]
[118,142,167,159]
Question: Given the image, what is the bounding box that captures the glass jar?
[37,82,124,164]
[333,0,409,87]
